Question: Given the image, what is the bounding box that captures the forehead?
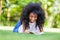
[29,12,37,16]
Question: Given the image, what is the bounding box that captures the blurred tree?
[1,0,60,27]
[0,0,2,15]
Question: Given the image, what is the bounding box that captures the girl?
[13,3,45,35]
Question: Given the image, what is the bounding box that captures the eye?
[30,16,33,18]
[34,16,37,18]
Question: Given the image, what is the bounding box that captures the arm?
[22,22,30,34]
[34,25,44,35]
[39,24,44,32]
[40,26,43,32]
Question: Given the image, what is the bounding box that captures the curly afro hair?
[20,2,45,31]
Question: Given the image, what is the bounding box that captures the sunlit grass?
[0,30,60,40]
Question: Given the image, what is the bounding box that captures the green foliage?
[53,14,60,28]
[1,0,60,28]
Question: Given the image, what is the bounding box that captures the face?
[29,12,37,23]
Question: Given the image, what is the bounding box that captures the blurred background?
[0,0,60,28]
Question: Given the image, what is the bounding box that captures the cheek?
[35,17,37,20]
[29,16,37,21]
[34,17,37,21]
[29,17,32,20]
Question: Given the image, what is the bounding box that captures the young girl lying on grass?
[13,3,45,35]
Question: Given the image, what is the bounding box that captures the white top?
[18,22,44,35]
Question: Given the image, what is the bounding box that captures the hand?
[24,30,30,34]
[34,32,44,35]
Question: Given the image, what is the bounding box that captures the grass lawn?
[0,30,60,40]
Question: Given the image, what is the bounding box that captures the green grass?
[0,30,60,40]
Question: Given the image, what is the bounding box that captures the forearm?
[39,26,43,32]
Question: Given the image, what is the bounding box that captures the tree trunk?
[7,7,10,22]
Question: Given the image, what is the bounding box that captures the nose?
[31,17,35,21]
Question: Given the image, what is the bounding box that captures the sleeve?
[13,20,21,32]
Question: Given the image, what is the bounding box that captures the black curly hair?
[20,2,45,31]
